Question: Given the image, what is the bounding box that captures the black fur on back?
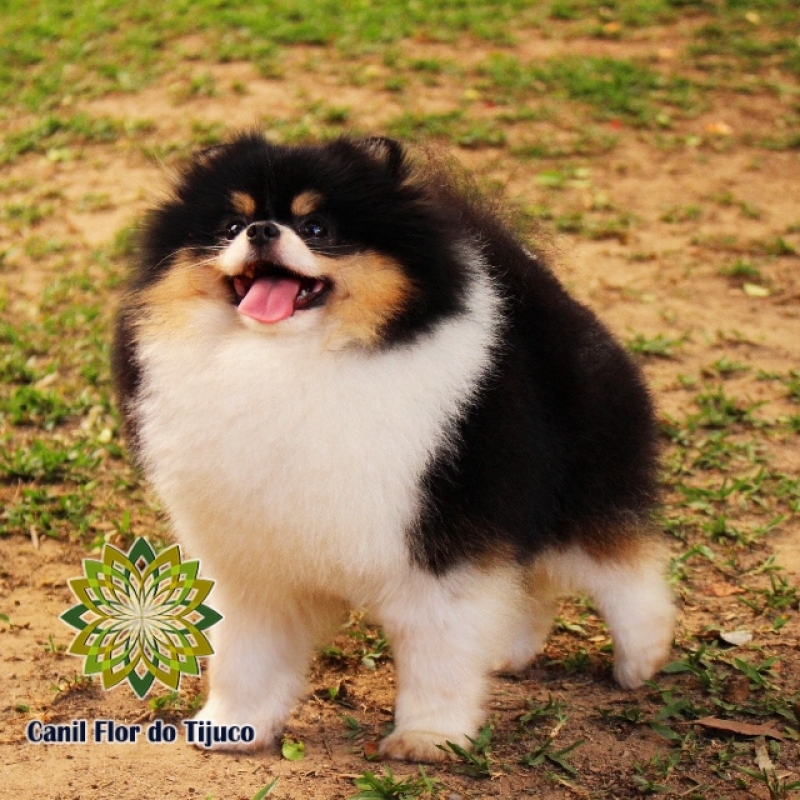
[408,164,659,573]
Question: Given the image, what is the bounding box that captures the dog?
[112,133,675,762]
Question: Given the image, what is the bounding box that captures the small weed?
[149,690,204,719]
[693,386,761,429]
[0,386,73,428]
[762,237,796,257]
[518,695,568,730]
[349,766,438,799]
[251,780,279,800]
[742,573,799,615]
[1,114,126,163]
[661,646,725,695]
[50,672,93,699]
[440,724,495,779]
[631,769,671,795]
[660,205,702,223]
[341,714,365,740]
[736,767,800,800]
[782,371,800,403]
[520,736,584,776]
[627,332,687,359]
[1,486,93,538]
[386,110,505,149]
[720,259,762,280]
[599,704,647,725]
[1,439,100,483]
[704,357,750,378]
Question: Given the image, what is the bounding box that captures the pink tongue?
[237,277,301,324]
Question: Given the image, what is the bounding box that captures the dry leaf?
[719,630,753,647]
[755,741,774,772]
[743,283,770,298]
[694,717,783,740]
[705,121,733,136]
[362,741,380,760]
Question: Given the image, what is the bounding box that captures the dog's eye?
[224,220,246,240]
[299,217,329,240]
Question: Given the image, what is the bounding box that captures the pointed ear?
[356,136,408,179]
[193,143,231,167]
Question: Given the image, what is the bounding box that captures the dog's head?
[136,135,469,349]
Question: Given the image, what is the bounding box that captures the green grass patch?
[0,0,547,113]
[478,54,698,124]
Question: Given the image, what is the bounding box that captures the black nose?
[246,221,281,243]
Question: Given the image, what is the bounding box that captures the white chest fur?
[133,269,501,605]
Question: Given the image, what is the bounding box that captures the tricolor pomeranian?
[113,134,674,762]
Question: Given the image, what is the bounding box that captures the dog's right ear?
[357,136,408,180]
[193,143,231,167]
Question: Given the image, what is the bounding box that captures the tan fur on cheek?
[135,255,230,340]
[320,252,414,349]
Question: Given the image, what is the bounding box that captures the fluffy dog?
[113,134,675,762]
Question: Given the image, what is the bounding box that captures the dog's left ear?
[357,136,408,180]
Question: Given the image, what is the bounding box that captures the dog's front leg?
[376,564,521,763]
[190,593,334,751]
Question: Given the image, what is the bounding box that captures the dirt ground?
[2,15,800,800]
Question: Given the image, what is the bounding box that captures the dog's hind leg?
[536,534,676,689]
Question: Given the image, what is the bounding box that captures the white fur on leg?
[496,563,562,674]
[192,595,341,751]
[585,556,675,688]
[376,564,522,763]
[532,544,675,689]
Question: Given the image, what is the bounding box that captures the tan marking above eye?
[230,191,257,218]
[291,191,324,218]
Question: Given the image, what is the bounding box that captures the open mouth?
[229,263,331,324]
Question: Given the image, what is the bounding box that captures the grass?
[477,53,699,125]
[2,2,800,799]
[349,767,438,799]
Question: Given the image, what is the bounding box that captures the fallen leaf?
[743,282,771,297]
[694,717,783,740]
[705,121,733,136]
[756,741,774,772]
[719,630,753,647]
[281,738,305,761]
[362,740,380,760]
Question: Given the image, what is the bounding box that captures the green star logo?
[60,537,221,699]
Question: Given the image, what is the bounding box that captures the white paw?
[495,634,548,674]
[379,729,470,763]
[186,701,280,751]
[613,616,675,689]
